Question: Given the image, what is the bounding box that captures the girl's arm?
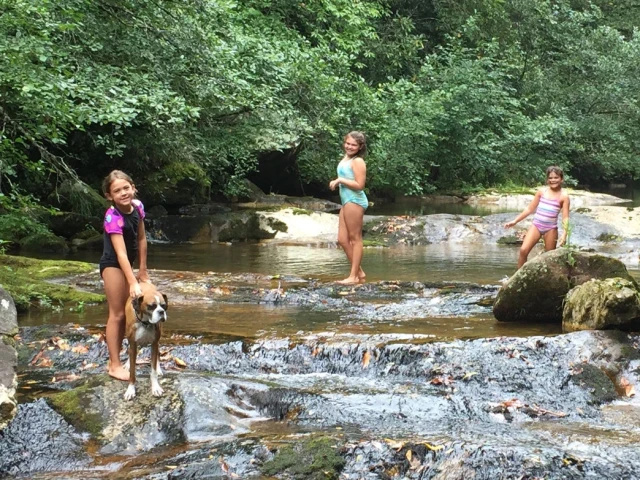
[110,234,141,297]
[331,158,366,191]
[137,220,150,283]
[558,194,571,246]
[504,190,542,228]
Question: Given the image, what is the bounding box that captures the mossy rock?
[19,232,69,254]
[363,239,387,247]
[596,233,621,243]
[46,212,101,239]
[291,208,312,215]
[496,235,523,245]
[72,229,101,241]
[48,378,107,438]
[563,278,640,332]
[494,249,636,323]
[76,234,104,251]
[261,437,345,480]
[570,363,617,405]
[0,255,104,312]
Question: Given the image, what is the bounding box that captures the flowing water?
[9,202,640,479]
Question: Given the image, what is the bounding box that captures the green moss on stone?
[596,233,621,243]
[363,239,386,247]
[0,255,104,312]
[261,437,345,480]
[48,377,106,438]
[291,208,312,216]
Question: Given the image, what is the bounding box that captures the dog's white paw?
[124,384,136,400]
[156,362,163,377]
[151,382,164,397]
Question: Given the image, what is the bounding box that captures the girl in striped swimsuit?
[504,166,571,269]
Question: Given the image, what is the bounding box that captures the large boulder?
[493,249,636,323]
[563,278,640,332]
[0,287,18,430]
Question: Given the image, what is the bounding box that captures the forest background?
[1,0,639,226]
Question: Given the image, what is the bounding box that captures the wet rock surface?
[0,399,90,476]
[494,249,636,323]
[3,326,640,478]
[69,269,499,321]
[0,287,18,430]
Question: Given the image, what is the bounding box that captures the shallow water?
[21,238,640,341]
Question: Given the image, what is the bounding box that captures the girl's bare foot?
[108,364,130,381]
[336,277,360,285]
[358,268,366,282]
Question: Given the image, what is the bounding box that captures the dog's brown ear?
[132,295,144,314]
[162,293,168,310]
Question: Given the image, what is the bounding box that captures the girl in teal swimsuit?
[329,131,369,285]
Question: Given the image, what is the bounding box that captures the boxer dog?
[123,282,168,400]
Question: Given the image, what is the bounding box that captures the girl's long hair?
[344,131,367,158]
[102,170,135,196]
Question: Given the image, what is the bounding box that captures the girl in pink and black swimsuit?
[504,166,571,269]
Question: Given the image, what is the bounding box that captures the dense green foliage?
[1,0,639,215]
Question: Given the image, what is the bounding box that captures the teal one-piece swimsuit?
[337,158,368,210]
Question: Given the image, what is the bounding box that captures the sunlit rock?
[493,249,636,323]
[563,278,640,332]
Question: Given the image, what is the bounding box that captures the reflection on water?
[19,294,562,342]
[366,200,513,216]
[56,243,520,284]
[22,240,640,341]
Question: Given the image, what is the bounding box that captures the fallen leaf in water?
[165,466,177,470]
[174,357,187,368]
[406,450,412,461]
[362,351,371,368]
[424,442,444,451]
[219,458,229,473]
[619,377,636,397]
[462,371,478,381]
[38,357,53,367]
[52,373,80,383]
[72,345,89,354]
[385,439,404,451]
[81,362,98,371]
[430,376,454,386]
[211,286,231,296]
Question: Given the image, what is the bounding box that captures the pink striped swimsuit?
[532,193,561,234]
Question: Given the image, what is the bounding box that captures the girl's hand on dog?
[137,269,150,284]
[130,282,143,298]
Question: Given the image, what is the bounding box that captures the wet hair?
[546,165,564,179]
[102,170,135,196]
[344,131,367,158]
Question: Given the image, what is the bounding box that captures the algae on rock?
[0,255,104,312]
[563,277,640,332]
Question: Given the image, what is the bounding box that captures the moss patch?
[596,233,621,243]
[363,239,387,247]
[48,377,106,438]
[291,208,312,216]
[261,437,345,480]
[0,255,104,312]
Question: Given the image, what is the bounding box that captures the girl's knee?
[107,313,125,324]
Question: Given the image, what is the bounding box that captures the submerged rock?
[563,277,640,332]
[493,249,636,323]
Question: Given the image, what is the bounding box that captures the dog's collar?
[135,309,152,326]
